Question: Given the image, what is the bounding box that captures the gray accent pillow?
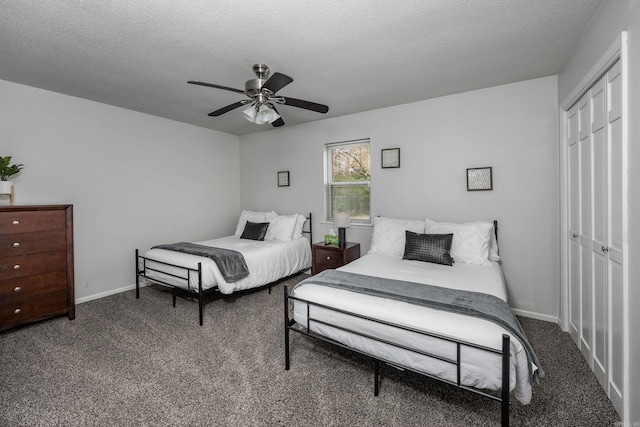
[240,221,270,241]
[403,231,454,266]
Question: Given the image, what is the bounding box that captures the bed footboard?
[284,285,511,426]
[136,248,215,326]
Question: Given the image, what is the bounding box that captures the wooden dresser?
[0,205,75,331]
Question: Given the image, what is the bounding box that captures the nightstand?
[312,242,361,275]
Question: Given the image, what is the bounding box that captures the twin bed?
[137,212,541,426]
[136,211,312,325]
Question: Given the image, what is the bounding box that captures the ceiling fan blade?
[208,101,246,116]
[282,97,329,114]
[262,72,293,94]
[188,81,245,94]
[271,106,285,127]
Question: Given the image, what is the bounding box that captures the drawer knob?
[13,264,20,270]
[14,308,21,314]
[326,256,331,260]
[14,286,21,292]
[12,220,19,226]
[13,242,20,248]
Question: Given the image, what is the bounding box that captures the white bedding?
[292,253,536,404]
[143,235,311,294]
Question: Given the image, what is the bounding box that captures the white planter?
[0,180,13,194]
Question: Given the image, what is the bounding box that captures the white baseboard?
[76,283,559,326]
[75,282,147,305]
[512,308,558,323]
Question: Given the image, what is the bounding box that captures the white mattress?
[292,253,536,404]
[142,235,311,294]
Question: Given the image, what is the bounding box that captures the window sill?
[320,221,372,229]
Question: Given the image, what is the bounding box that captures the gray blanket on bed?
[294,269,544,385]
[151,242,249,283]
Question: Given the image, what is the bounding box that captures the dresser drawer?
[0,271,67,300]
[0,290,68,329]
[0,230,67,257]
[0,251,67,279]
[0,210,66,235]
[314,248,345,268]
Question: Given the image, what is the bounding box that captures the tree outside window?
[326,140,371,223]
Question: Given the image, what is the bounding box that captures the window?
[325,139,371,224]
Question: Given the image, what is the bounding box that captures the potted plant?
[0,156,24,194]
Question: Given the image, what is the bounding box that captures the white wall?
[0,79,241,301]
[240,76,559,320]
[557,0,640,423]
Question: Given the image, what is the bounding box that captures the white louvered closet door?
[565,60,624,416]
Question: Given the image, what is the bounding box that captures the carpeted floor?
[0,274,620,426]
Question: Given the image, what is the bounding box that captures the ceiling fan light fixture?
[241,104,258,122]
[255,104,280,124]
[241,103,280,125]
[189,63,329,127]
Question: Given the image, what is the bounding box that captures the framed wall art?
[277,171,290,187]
[381,148,400,168]
[466,167,493,191]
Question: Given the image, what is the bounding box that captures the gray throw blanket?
[152,242,249,283]
[294,269,544,385]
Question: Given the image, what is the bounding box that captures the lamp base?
[338,227,346,247]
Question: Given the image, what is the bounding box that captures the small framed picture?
[277,171,290,187]
[467,167,493,191]
[381,148,400,168]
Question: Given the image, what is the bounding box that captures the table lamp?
[333,212,351,248]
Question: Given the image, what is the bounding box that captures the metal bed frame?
[284,220,513,426]
[136,213,313,326]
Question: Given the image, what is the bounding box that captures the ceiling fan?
[188,64,329,127]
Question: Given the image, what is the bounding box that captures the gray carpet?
[0,274,620,426]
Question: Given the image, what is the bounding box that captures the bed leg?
[374,359,380,396]
[501,334,510,427]
[198,262,203,326]
[268,285,272,295]
[172,288,177,307]
[284,285,290,371]
[135,249,140,299]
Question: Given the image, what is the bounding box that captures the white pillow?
[234,210,278,237]
[425,218,496,265]
[265,214,298,241]
[292,214,307,239]
[438,219,500,261]
[368,216,425,256]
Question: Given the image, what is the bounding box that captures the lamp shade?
[241,104,258,122]
[333,212,351,228]
[254,104,280,124]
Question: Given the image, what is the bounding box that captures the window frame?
[324,139,371,225]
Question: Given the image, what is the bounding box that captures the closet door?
[578,92,592,364]
[567,104,580,345]
[590,76,607,386]
[606,60,624,413]
[564,59,624,417]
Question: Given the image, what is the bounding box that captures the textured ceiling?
[0,1,601,136]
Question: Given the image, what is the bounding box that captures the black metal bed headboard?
[302,212,312,244]
[494,219,498,244]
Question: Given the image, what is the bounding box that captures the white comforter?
[292,253,536,404]
[143,235,311,294]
